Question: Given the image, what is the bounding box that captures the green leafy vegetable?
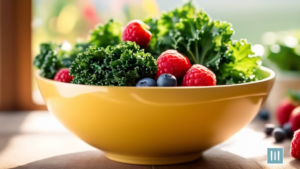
[144,1,196,57]
[34,43,60,79]
[34,43,57,69]
[174,11,233,67]
[144,0,261,85]
[34,19,123,79]
[34,42,89,78]
[39,50,62,79]
[88,19,122,48]
[218,40,262,84]
[143,17,160,57]
[59,43,90,68]
[70,42,157,86]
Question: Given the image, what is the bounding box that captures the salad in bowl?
[35,1,275,165]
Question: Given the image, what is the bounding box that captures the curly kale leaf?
[70,42,157,86]
[59,43,91,68]
[217,40,261,84]
[174,11,234,68]
[34,43,62,79]
[144,0,261,85]
[144,1,195,58]
[157,0,195,37]
[34,43,57,69]
[34,42,89,79]
[88,19,122,48]
[34,20,123,80]
[143,17,160,57]
[39,51,62,79]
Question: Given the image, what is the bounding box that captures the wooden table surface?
[0,111,299,169]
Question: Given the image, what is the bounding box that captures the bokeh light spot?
[252,44,265,56]
[57,5,79,34]
[142,0,160,17]
[262,32,277,45]
[283,35,298,48]
[270,44,280,53]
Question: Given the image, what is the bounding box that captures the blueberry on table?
[272,128,286,142]
[157,74,177,87]
[136,78,157,87]
[283,122,294,138]
[265,124,275,135]
[257,109,270,121]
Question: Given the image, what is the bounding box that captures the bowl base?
[105,152,202,165]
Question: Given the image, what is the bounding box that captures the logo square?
[267,148,283,164]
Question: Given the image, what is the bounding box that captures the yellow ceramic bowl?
[36,67,275,165]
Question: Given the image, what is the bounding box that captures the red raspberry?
[277,99,297,126]
[155,50,191,80]
[122,20,151,48]
[291,129,300,159]
[289,107,300,132]
[54,68,74,83]
[182,64,216,86]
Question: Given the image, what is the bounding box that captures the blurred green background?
[32,0,300,55]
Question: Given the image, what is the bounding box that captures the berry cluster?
[136,49,216,87]
[257,91,300,159]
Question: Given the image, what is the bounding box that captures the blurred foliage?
[287,89,300,102]
[34,18,124,79]
[262,30,300,72]
[32,0,160,58]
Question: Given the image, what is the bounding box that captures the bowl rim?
[35,66,275,89]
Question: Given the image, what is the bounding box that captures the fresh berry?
[272,128,286,142]
[283,122,294,138]
[136,78,157,87]
[291,129,300,159]
[54,68,74,83]
[155,50,191,80]
[157,74,177,87]
[258,109,270,121]
[289,107,300,132]
[265,123,275,135]
[276,99,296,126]
[122,20,151,48]
[182,64,216,86]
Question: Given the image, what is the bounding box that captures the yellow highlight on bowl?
[36,66,275,165]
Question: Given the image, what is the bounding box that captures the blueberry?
[265,123,275,135]
[136,78,157,87]
[283,122,294,138]
[257,109,270,121]
[272,128,286,142]
[157,74,177,87]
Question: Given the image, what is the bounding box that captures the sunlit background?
[32,0,300,104]
[1,1,299,167]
